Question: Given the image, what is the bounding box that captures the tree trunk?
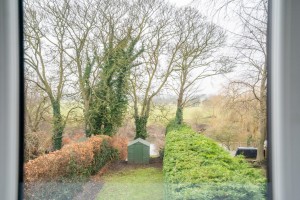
[175,89,184,125]
[80,60,93,137]
[134,115,148,139]
[83,100,91,137]
[104,121,113,136]
[256,99,267,162]
[51,100,64,150]
[256,66,267,162]
[256,76,267,162]
[134,97,151,139]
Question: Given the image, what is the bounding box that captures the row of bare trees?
[24,0,267,163]
[130,6,231,138]
[24,0,229,149]
[196,0,268,161]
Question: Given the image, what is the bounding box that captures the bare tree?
[196,0,268,162]
[129,1,182,139]
[231,0,268,162]
[24,0,73,150]
[169,7,229,125]
[25,80,50,133]
[61,0,99,136]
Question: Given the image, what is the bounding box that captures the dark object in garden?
[127,138,150,164]
[235,147,257,158]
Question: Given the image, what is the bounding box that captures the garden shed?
[127,138,150,164]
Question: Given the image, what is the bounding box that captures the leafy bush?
[165,119,180,134]
[163,122,266,200]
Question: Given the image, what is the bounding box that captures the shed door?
[136,143,144,163]
[142,145,149,163]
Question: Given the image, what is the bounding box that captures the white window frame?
[1,0,300,199]
[0,0,21,199]
[270,0,300,199]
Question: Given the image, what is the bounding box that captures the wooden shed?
[127,138,150,164]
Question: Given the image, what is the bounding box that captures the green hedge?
[163,123,266,200]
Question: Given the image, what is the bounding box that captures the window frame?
[0,0,24,199]
[2,0,300,199]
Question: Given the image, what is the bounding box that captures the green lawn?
[97,167,164,200]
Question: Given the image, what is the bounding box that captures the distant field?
[60,101,83,116]
[59,101,213,129]
[147,104,213,125]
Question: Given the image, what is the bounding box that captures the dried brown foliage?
[25,131,52,161]
[109,136,128,160]
[24,135,128,182]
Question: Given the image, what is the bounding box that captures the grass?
[146,104,213,125]
[24,179,86,200]
[97,167,164,200]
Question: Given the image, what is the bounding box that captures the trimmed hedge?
[163,123,266,200]
[24,135,127,199]
[25,136,116,181]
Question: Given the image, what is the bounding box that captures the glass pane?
[23,0,268,199]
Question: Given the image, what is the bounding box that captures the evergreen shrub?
[163,122,266,200]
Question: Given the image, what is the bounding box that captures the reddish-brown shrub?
[109,136,128,160]
[90,135,128,160]
[62,132,86,145]
[25,135,127,182]
[62,136,73,145]
[24,135,128,182]
[25,136,103,182]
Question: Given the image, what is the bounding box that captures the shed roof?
[237,147,257,149]
[128,138,150,146]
